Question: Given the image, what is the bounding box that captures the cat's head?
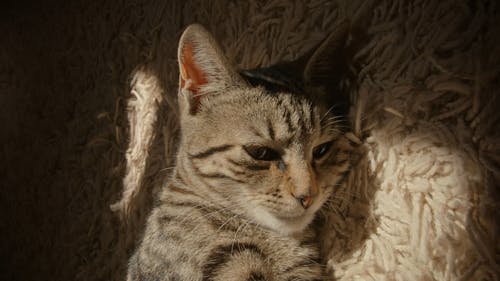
[174,24,349,235]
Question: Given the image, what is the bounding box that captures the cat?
[127,22,351,281]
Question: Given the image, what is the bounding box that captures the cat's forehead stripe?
[249,125,264,139]
[274,94,315,140]
[189,144,233,159]
[266,118,275,141]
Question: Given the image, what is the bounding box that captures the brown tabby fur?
[127,23,352,281]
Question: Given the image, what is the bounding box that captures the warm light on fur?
[113,2,498,281]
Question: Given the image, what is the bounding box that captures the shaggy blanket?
[2,0,499,280]
[112,0,500,280]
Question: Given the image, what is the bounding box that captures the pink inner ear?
[180,42,208,111]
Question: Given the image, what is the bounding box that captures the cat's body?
[128,180,323,281]
[127,23,351,281]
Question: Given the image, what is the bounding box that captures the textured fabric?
[3,0,499,280]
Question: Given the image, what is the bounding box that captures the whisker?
[320,106,336,123]
[159,166,176,172]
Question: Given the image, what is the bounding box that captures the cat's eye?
[244,146,281,161]
[313,141,333,160]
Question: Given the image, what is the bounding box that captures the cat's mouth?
[267,196,321,220]
[273,207,309,219]
[244,203,313,235]
[274,211,315,235]
[275,212,308,222]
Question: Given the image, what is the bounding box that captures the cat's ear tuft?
[178,24,245,114]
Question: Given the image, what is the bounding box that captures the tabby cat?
[127,23,351,281]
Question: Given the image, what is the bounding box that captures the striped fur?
[128,24,351,281]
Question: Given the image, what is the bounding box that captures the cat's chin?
[246,207,314,236]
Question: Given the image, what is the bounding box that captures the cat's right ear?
[302,20,350,115]
[303,20,349,88]
[177,24,245,115]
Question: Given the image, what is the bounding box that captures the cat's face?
[174,24,348,235]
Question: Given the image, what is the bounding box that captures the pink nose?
[297,195,313,209]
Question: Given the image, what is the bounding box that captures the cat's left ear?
[177,24,245,115]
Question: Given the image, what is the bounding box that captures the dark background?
[2,1,165,280]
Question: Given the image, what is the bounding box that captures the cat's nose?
[295,194,313,209]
